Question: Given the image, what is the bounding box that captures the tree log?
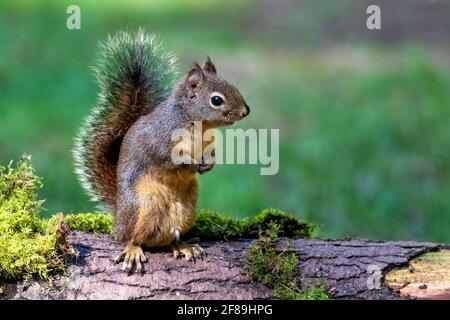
[0,231,448,300]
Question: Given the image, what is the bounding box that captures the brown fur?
[132,167,198,247]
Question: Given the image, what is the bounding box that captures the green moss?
[246,222,330,300]
[292,285,331,300]
[0,155,68,280]
[249,208,315,238]
[65,212,113,234]
[65,208,314,241]
[185,209,246,240]
[186,208,314,240]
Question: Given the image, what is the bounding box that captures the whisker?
[234,72,243,86]
[244,88,260,101]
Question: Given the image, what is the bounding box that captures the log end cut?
[385,250,450,300]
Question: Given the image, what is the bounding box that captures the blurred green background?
[1,0,449,242]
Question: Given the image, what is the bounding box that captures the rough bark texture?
[278,238,442,299]
[0,231,444,300]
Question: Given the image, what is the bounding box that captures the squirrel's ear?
[186,62,204,89]
[202,56,217,74]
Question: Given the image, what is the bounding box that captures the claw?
[192,246,202,260]
[135,259,142,274]
[122,254,131,272]
[194,244,206,257]
[171,242,206,262]
[114,251,126,264]
[173,248,180,259]
[115,244,147,274]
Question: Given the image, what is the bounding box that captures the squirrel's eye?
[209,92,226,109]
[210,95,224,107]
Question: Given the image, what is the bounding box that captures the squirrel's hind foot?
[114,244,147,274]
[171,242,206,261]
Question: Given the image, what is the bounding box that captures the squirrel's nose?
[241,103,250,118]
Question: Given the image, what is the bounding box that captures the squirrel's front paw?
[171,242,206,261]
[114,244,147,274]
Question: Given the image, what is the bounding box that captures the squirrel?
[73,30,250,274]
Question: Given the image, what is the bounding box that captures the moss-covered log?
[0,232,447,300]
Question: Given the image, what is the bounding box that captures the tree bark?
[0,231,447,300]
[277,238,446,299]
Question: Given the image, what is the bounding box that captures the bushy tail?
[73,30,177,209]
